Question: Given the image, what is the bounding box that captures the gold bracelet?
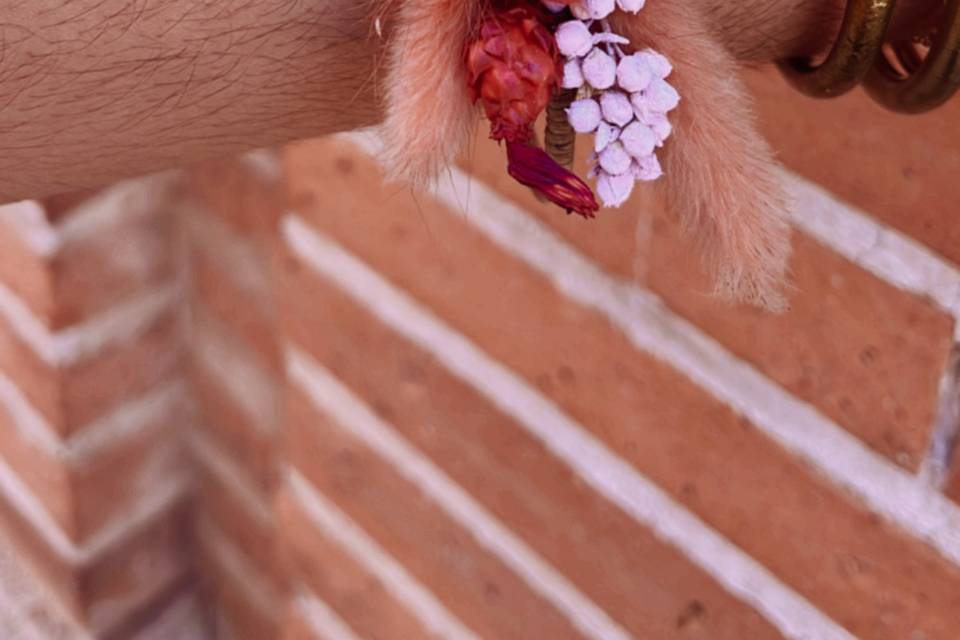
[865,0,960,113]
[778,0,960,113]
[778,0,898,98]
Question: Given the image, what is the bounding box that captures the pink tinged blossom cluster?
[549,0,678,208]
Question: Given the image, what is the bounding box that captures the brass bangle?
[864,0,960,113]
[778,0,898,98]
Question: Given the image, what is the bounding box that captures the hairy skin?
[0,0,932,202]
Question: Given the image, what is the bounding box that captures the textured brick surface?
[281,258,794,638]
[0,491,192,635]
[286,387,596,640]
[747,69,960,266]
[276,486,441,640]
[283,138,960,639]
[192,454,283,592]
[461,131,955,472]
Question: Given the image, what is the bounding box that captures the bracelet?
[778,0,960,113]
[779,0,897,98]
[866,0,960,112]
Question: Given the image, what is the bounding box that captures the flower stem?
[545,88,578,168]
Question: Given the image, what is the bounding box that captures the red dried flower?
[506,141,599,218]
[466,2,559,143]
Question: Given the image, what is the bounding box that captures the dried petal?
[586,0,616,19]
[643,78,681,111]
[632,153,663,181]
[642,111,673,144]
[616,54,654,92]
[592,33,631,46]
[638,48,673,78]
[582,48,616,90]
[596,170,635,206]
[566,98,602,132]
[507,142,599,217]
[561,58,584,89]
[599,90,633,126]
[619,121,657,158]
[555,20,593,57]
[598,140,632,175]
[616,0,646,12]
[594,121,620,153]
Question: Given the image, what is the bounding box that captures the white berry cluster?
[545,0,678,207]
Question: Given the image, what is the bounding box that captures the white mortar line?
[282,217,854,640]
[0,369,63,457]
[66,380,187,465]
[0,200,59,256]
[241,149,284,183]
[346,131,960,322]
[0,280,178,368]
[0,452,188,566]
[0,174,179,259]
[192,310,278,436]
[287,468,482,640]
[781,173,960,485]
[53,172,180,245]
[288,348,632,640]
[185,428,274,528]
[199,519,281,624]
[293,589,364,640]
[0,370,186,464]
[57,284,179,367]
[428,169,960,565]
[784,171,960,321]
[182,207,272,299]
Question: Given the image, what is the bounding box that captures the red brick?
[51,212,176,329]
[0,186,178,328]
[0,309,181,439]
[746,69,960,266]
[0,219,54,322]
[276,486,436,640]
[0,489,192,635]
[283,258,790,638]
[188,157,285,243]
[189,249,279,374]
[193,454,285,592]
[188,358,277,492]
[72,402,189,542]
[196,523,281,640]
[284,139,960,639]
[0,395,187,544]
[286,388,593,640]
[459,131,954,471]
[64,309,182,435]
[280,602,319,640]
[0,403,71,539]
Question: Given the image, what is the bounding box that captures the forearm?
[0,0,386,202]
[0,0,934,203]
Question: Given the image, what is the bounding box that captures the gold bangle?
[778,0,898,98]
[864,0,960,113]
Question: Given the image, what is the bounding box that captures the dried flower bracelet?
[466,0,679,217]
[780,0,960,113]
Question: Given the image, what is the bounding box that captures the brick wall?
[0,67,959,638]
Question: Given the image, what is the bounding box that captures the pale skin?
[0,0,931,203]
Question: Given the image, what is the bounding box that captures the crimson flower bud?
[506,141,599,218]
[466,2,559,143]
